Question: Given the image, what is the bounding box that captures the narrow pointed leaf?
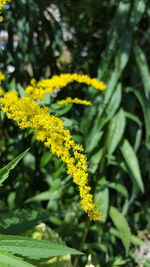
[0,235,83,259]
[0,149,30,186]
[0,250,35,267]
[134,43,150,98]
[95,187,109,223]
[107,109,126,157]
[109,206,131,255]
[120,139,144,192]
[126,87,150,145]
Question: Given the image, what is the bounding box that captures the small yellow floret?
[0,88,4,96]
[25,73,106,101]
[56,97,92,106]
[0,72,5,82]
[0,91,102,221]
[0,0,11,11]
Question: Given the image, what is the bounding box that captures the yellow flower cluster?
[0,72,5,81]
[0,90,102,221]
[56,97,92,106]
[0,0,11,10]
[25,73,106,101]
[0,72,5,96]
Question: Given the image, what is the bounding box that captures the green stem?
[73,218,90,267]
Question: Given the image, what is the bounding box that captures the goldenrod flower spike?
[25,73,106,101]
[0,91,102,221]
[56,97,92,106]
[0,0,11,11]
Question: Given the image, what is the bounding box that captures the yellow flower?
[0,0,11,11]
[0,88,4,96]
[0,90,102,221]
[0,72,5,82]
[25,73,106,100]
[56,97,92,106]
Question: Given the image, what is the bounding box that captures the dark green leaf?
[0,209,49,235]
[0,149,30,186]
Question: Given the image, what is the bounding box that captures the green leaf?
[101,0,146,104]
[95,187,109,223]
[25,181,63,203]
[17,83,26,98]
[134,128,142,153]
[25,224,74,267]
[144,260,150,267]
[113,255,128,266]
[0,209,49,235]
[0,235,83,259]
[98,0,131,84]
[108,183,128,197]
[51,104,72,116]
[80,105,97,136]
[88,148,104,174]
[102,25,132,106]
[120,139,144,193]
[9,78,17,92]
[107,109,126,157]
[131,235,150,248]
[109,206,131,255]
[40,152,52,167]
[98,83,122,129]
[126,87,150,145]
[131,0,147,28]
[86,83,121,153]
[0,250,35,267]
[85,131,103,153]
[25,190,52,203]
[0,149,30,186]
[125,112,142,127]
[134,43,150,98]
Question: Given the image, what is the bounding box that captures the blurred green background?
[0,0,150,266]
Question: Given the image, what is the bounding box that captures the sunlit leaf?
[120,139,144,193]
[109,206,131,255]
[0,250,35,267]
[0,235,83,259]
[107,109,126,157]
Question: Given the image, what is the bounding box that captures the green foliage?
[0,235,83,259]
[0,209,49,234]
[0,148,30,186]
[0,250,35,267]
[109,206,131,255]
[107,108,126,161]
[120,139,144,193]
[0,153,82,266]
[0,0,150,266]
